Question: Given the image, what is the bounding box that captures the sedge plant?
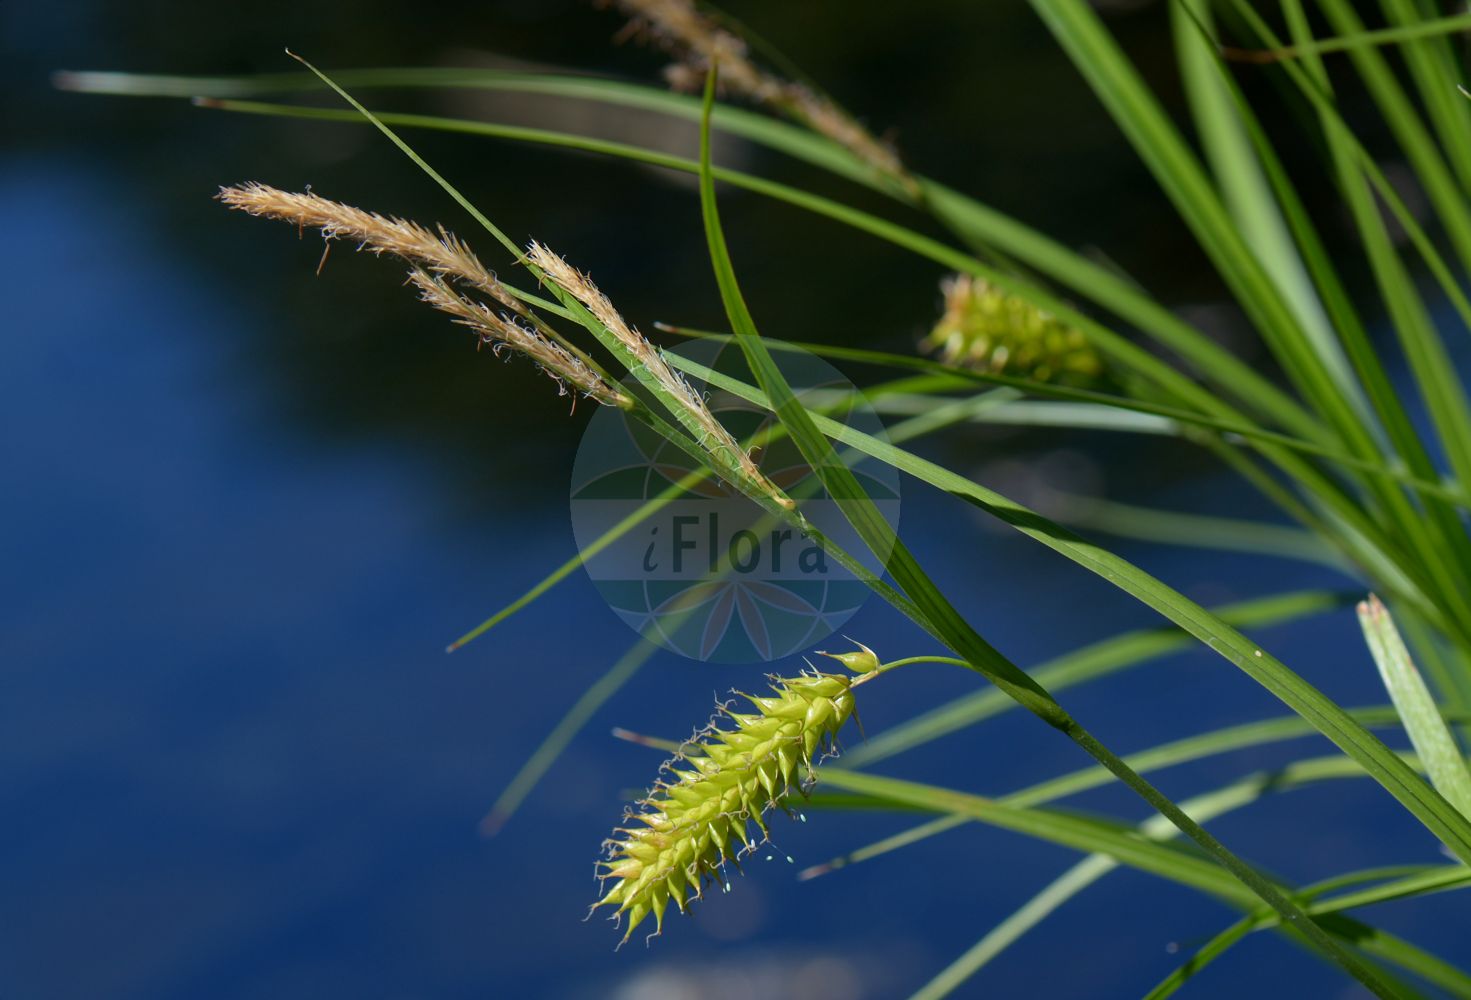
[59,0,1471,994]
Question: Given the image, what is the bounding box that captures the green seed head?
[595,669,856,944]
[924,274,1103,384]
[818,638,880,674]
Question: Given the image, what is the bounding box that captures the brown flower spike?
[215,183,629,408]
[525,241,793,508]
[611,0,911,189]
[217,182,525,314]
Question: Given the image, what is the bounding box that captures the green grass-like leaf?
[1359,595,1471,819]
[693,61,1404,995]
[64,12,1471,992]
[673,353,1471,867]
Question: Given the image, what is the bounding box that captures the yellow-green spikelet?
[924,274,1103,383]
[596,670,855,942]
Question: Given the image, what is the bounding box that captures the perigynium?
[924,273,1104,384]
[595,657,874,944]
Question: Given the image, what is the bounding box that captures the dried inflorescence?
[924,274,1104,384]
[407,270,629,408]
[610,0,910,188]
[596,667,860,943]
[215,183,630,407]
[218,182,526,315]
[216,183,803,502]
[525,241,793,508]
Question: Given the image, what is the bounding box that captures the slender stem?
[848,656,966,689]
[876,650,1404,997]
[1056,720,1398,997]
[1220,12,1471,64]
[872,655,967,673]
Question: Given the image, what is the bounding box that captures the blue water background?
[5,156,1467,1000]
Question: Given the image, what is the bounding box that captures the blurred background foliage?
[11,0,1413,512]
[4,2,1459,998]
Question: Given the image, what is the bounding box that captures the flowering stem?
[854,655,967,686]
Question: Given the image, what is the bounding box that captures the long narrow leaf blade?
[673,354,1471,865]
[1359,595,1471,819]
